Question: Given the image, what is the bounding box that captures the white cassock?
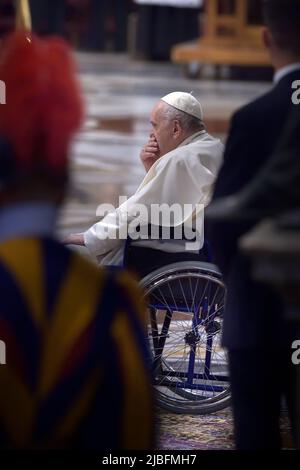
[84,130,224,266]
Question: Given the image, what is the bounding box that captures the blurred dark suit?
[209,69,300,350]
[236,104,300,213]
[208,68,300,449]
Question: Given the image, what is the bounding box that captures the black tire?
[141,261,230,415]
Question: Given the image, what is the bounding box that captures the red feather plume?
[0,32,83,175]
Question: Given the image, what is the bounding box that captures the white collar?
[274,63,300,84]
[178,130,206,148]
[138,129,207,188]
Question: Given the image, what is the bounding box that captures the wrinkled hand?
[61,233,85,246]
[140,134,160,172]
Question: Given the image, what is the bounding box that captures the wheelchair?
[123,227,230,415]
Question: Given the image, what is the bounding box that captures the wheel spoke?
[144,268,230,413]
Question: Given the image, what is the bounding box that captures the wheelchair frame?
[123,233,231,415]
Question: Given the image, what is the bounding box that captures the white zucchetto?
[161,91,203,120]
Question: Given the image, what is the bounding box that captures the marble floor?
[57,52,274,450]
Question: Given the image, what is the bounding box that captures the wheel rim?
[142,267,230,413]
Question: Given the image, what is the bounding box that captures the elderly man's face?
[150,101,179,157]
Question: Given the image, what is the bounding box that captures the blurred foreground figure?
[208,0,300,450]
[0,32,154,450]
[206,105,300,220]
[208,104,300,449]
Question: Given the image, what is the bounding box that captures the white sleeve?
[84,209,128,258]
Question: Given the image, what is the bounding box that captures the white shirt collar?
[274,63,300,84]
[178,129,206,148]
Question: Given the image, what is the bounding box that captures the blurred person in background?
[0,31,154,450]
[0,0,15,37]
[134,0,203,60]
[29,0,67,36]
[86,0,133,52]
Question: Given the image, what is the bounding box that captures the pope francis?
[65,92,224,266]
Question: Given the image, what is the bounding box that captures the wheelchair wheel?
[140,261,230,414]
